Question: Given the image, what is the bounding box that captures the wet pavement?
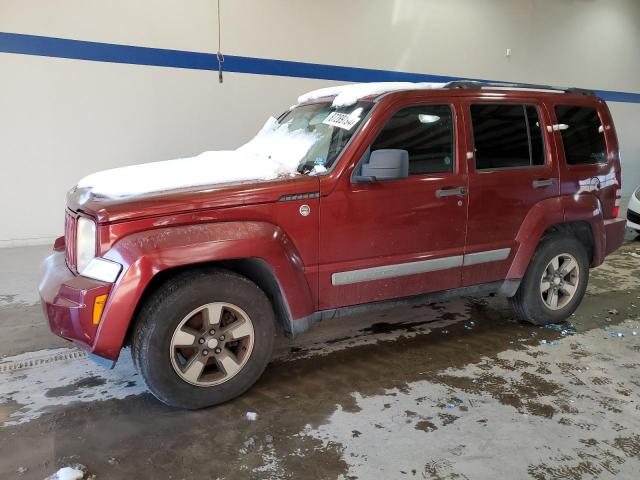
[1,231,639,479]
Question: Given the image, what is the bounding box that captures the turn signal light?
[93,294,108,325]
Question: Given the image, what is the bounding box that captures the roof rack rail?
[444,80,594,96]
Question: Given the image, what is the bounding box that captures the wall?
[0,0,638,246]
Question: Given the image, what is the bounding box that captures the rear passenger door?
[463,99,559,286]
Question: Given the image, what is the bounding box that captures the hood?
[67,119,325,222]
[68,172,321,224]
[67,149,321,223]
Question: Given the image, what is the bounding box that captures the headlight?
[76,216,96,273]
[75,216,122,282]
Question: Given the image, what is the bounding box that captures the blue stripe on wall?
[1,31,639,104]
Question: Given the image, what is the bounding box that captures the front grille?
[628,208,640,226]
[64,212,77,272]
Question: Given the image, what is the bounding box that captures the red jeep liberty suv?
[39,81,627,409]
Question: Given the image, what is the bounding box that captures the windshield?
[237,102,372,175]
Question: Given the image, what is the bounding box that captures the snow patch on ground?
[297,82,447,107]
[0,348,144,426]
[46,465,86,480]
[301,324,640,478]
[251,448,286,479]
[75,118,318,198]
[238,436,286,479]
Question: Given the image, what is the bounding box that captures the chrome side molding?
[331,248,511,286]
[462,248,511,266]
[332,255,463,286]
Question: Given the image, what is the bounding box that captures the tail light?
[613,189,621,218]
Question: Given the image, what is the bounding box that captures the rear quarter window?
[554,105,607,165]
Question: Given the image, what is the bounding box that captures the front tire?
[509,234,589,326]
[132,268,275,409]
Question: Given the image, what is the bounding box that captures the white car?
[628,186,640,232]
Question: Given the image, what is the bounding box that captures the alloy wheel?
[540,253,580,311]
[170,302,255,386]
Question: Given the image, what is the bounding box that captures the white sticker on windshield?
[322,112,360,131]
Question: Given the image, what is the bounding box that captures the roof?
[297,81,595,108]
[297,82,447,108]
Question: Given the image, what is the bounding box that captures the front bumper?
[39,250,113,354]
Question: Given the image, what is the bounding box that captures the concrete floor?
[1,228,639,480]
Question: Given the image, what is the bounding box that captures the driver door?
[318,98,469,309]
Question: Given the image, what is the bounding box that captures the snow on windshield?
[298,82,447,107]
[75,117,320,198]
[237,116,321,171]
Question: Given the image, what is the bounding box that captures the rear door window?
[470,104,545,170]
[371,104,455,174]
[554,105,606,165]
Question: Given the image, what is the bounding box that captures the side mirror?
[353,149,409,182]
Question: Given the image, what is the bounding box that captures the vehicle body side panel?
[503,196,565,280]
[561,193,607,266]
[550,97,621,221]
[94,220,316,359]
[548,96,623,266]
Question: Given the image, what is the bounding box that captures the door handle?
[435,187,468,198]
[532,178,557,188]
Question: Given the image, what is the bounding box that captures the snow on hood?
[75,118,319,198]
[297,82,447,107]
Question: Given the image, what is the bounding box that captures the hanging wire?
[216,0,224,83]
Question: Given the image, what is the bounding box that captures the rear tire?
[509,234,589,326]
[132,268,275,409]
